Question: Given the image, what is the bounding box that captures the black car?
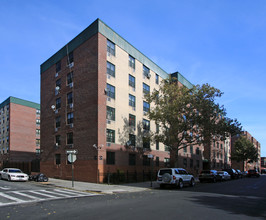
[247,169,260,178]
[199,170,219,183]
[222,169,238,179]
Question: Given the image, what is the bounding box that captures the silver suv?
[157,168,195,189]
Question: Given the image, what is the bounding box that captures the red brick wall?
[9,103,39,162]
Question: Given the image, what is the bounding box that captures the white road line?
[29,190,58,198]
[0,186,11,190]
[11,191,42,200]
[53,189,90,196]
[0,192,26,203]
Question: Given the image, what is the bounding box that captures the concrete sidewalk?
[41,178,155,194]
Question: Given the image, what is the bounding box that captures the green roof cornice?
[0,97,40,109]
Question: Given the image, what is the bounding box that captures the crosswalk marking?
[0,189,100,207]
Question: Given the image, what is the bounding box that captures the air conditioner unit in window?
[55,128,58,132]
[69,123,74,128]
[107,74,111,79]
[55,109,58,114]
[106,120,111,124]
[55,72,59,78]
[147,73,151,79]
[144,112,147,116]
[69,82,73,88]
[107,143,111,147]
[107,97,111,102]
[69,103,73,108]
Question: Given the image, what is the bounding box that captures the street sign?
[66,149,78,154]
[68,154,77,163]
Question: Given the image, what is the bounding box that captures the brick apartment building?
[41,18,235,183]
[0,97,41,172]
[231,131,261,171]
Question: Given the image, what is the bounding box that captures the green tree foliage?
[231,136,258,163]
[146,79,242,167]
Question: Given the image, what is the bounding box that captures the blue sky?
[1,0,265,156]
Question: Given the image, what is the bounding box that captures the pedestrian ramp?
[0,188,100,207]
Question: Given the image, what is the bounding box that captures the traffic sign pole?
[71,154,74,187]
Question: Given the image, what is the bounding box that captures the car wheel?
[178,179,184,189]
[190,178,195,187]
[8,176,11,182]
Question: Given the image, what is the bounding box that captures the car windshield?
[159,169,172,175]
[9,169,22,173]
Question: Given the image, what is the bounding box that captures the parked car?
[157,168,195,189]
[29,173,49,182]
[242,171,248,177]
[247,169,260,178]
[0,168,29,181]
[216,171,231,181]
[235,169,243,178]
[199,170,219,183]
[222,169,238,179]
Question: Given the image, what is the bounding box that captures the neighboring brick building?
[0,97,40,171]
[40,18,206,183]
[231,131,261,171]
[261,157,266,173]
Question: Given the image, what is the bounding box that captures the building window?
[67,132,73,145]
[67,112,74,124]
[190,159,194,168]
[106,151,115,165]
[56,135,61,146]
[143,65,150,78]
[196,147,200,155]
[106,84,115,99]
[67,51,74,64]
[129,134,136,146]
[67,72,73,85]
[67,92,73,105]
[156,141,159,150]
[129,114,136,128]
[129,55,135,69]
[217,143,219,148]
[55,154,61,165]
[36,129,40,135]
[156,123,159,133]
[107,40,115,56]
[143,155,150,166]
[107,62,115,77]
[56,79,61,89]
[36,109,41,115]
[56,60,61,73]
[165,145,170,152]
[156,157,159,166]
[143,119,150,131]
[143,101,150,113]
[155,74,159,84]
[55,116,61,128]
[129,94,135,107]
[36,149,41,155]
[183,145,187,153]
[129,74,135,88]
[36,139,40,146]
[164,158,170,167]
[143,83,150,95]
[183,158,187,168]
[190,145,193,154]
[36,119,40,125]
[107,106,115,121]
[106,129,115,143]
[56,97,61,109]
[143,138,150,149]
[129,153,136,166]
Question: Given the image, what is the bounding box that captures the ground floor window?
[107,151,115,165]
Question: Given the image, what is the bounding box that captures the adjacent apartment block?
[231,131,261,171]
[0,97,40,169]
[40,18,204,183]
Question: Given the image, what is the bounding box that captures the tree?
[231,136,258,170]
[145,78,201,167]
[191,84,242,169]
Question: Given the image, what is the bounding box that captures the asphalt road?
[0,176,265,220]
